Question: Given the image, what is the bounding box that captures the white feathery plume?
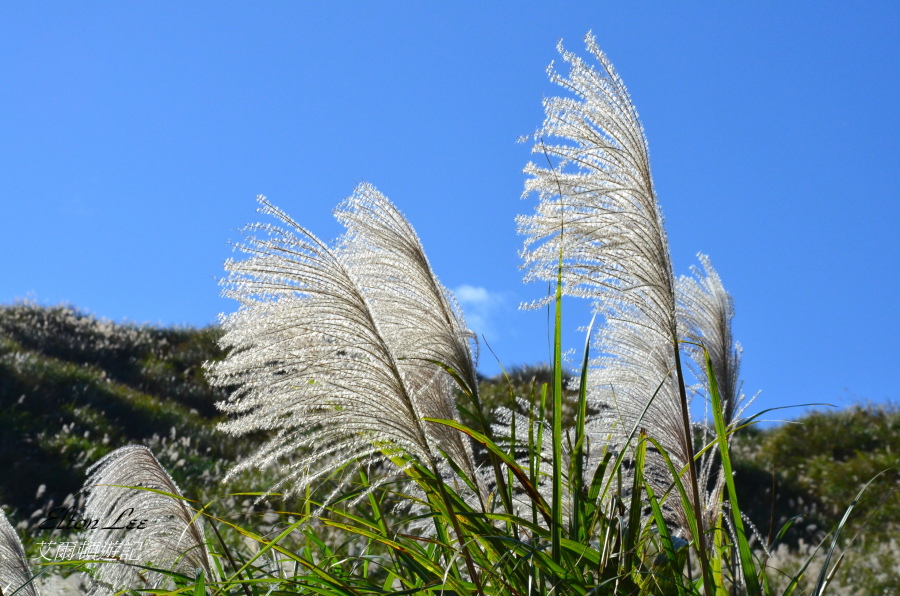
[677,254,746,429]
[588,322,687,479]
[335,183,482,490]
[81,445,212,596]
[518,33,675,337]
[335,183,480,396]
[207,190,480,503]
[0,510,39,596]
[519,33,705,540]
[677,254,751,532]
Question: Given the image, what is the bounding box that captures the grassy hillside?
[0,303,238,517]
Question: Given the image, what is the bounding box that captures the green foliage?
[0,303,235,516]
[2,304,898,596]
[76,333,846,595]
[738,404,900,546]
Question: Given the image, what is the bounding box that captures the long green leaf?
[645,479,688,596]
[193,568,206,596]
[551,236,565,567]
[811,469,891,596]
[424,417,552,525]
[572,313,596,546]
[645,438,704,572]
[705,347,762,595]
[623,431,647,572]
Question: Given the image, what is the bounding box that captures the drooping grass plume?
[335,183,482,490]
[518,34,675,334]
[81,445,211,596]
[335,183,480,400]
[207,189,480,503]
[0,510,40,596]
[677,254,757,550]
[677,253,747,429]
[519,30,707,542]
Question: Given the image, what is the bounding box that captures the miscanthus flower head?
[206,184,480,502]
[0,509,39,596]
[81,445,212,596]
[518,32,675,337]
[518,33,748,540]
[519,31,686,461]
[678,254,751,530]
[678,253,747,429]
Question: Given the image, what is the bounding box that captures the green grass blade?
[535,383,548,527]
[645,438,704,571]
[425,417,552,525]
[193,568,206,596]
[572,313,596,545]
[551,241,565,567]
[7,564,57,596]
[772,515,805,549]
[645,478,688,596]
[704,347,762,595]
[623,430,647,572]
[811,469,891,596]
[321,519,470,593]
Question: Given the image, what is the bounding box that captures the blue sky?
[1,3,897,421]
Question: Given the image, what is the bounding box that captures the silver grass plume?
[677,254,750,531]
[207,188,480,503]
[81,445,211,596]
[519,33,704,539]
[0,510,39,596]
[588,321,690,501]
[335,183,482,495]
[518,33,674,336]
[677,254,746,429]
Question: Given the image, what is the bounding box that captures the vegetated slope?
[1,303,897,550]
[0,302,235,520]
[733,404,900,547]
[731,406,900,594]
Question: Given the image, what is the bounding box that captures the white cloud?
[453,285,502,340]
[454,284,493,305]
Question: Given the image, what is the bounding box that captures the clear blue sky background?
[1,3,897,421]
